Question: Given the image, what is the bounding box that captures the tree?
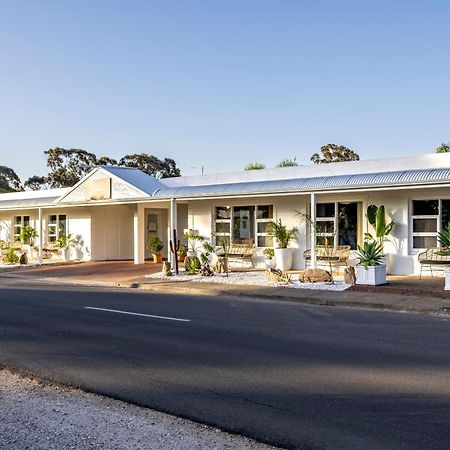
[0,166,22,193]
[311,144,360,164]
[436,142,450,153]
[276,158,298,168]
[24,175,51,191]
[119,153,180,178]
[245,162,266,170]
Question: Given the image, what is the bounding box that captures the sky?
[0,0,449,181]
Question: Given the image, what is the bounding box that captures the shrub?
[269,219,297,248]
[147,235,164,255]
[356,241,383,269]
[2,247,19,264]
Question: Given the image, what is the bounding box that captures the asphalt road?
[0,280,450,450]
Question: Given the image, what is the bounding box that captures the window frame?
[13,215,30,242]
[47,214,67,244]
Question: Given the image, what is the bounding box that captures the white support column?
[169,198,177,269]
[38,207,43,265]
[133,203,145,265]
[310,193,317,269]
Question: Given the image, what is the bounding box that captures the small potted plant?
[269,219,298,271]
[57,233,76,262]
[147,235,164,263]
[355,240,387,285]
[262,248,275,269]
[178,241,187,262]
[19,225,38,260]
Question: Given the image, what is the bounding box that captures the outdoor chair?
[303,245,351,274]
[216,243,255,267]
[418,248,450,278]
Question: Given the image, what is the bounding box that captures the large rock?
[299,268,333,283]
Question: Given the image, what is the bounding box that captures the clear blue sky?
[1,0,449,181]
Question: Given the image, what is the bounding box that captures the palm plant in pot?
[56,233,76,262]
[355,240,386,285]
[147,235,164,263]
[262,248,275,269]
[182,230,205,257]
[19,225,38,260]
[269,219,298,271]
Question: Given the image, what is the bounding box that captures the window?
[213,205,273,247]
[13,216,30,242]
[48,214,67,243]
[315,202,359,249]
[411,199,450,249]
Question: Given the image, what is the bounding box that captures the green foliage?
[438,223,450,249]
[0,166,22,193]
[182,230,205,252]
[2,247,19,264]
[56,233,76,250]
[119,153,180,178]
[276,158,298,168]
[311,144,360,164]
[263,248,274,259]
[19,225,38,245]
[269,219,297,248]
[184,256,201,275]
[436,142,450,153]
[245,162,266,170]
[147,235,164,255]
[365,205,395,246]
[356,241,383,269]
[178,241,187,257]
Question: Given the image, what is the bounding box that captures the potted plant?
[269,219,298,271]
[56,233,76,262]
[183,230,205,257]
[262,248,275,269]
[355,240,387,285]
[19,225,38,260]
[2,246,19,265]
[178,241,187,262]
[147,235,164,263]
[437,224,450,289]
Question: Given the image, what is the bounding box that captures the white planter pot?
[355,264,387,286]
[264,258,276,269]
[60,248,71,262]
[23,244,33,259]
[445,269,450,290]
[274,248,293,271]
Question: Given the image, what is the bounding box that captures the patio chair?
[303,245,351,274]
[418,248,450,278]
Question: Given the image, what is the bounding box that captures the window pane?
[58,215,67,237]
[413,236,437,249]
[215,207,231,220]
[316,220,334,234]
[316,203,335,218]
[233,206,255,244]
[442,200,450,229]
[413,218,437,233]
[24,216,30,226]
[338,203,358,249]
[215,222,231,234]
[257,236,273,247]
[49,215,57,224]
[412,200,438,216]
[316,235,335,246]
[14,216,21,225]
[257,222,271,233]
[256,205,273,219]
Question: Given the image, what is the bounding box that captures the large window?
[48,214,67,243]
[411,199,450,249]
[13,215,30,242]
[315,202,359,249]
[214,205,273,247]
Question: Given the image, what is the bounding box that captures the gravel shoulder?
[0,369,276,450]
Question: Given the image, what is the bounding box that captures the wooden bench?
[216,243,255,267]
[303,245,351,273]
[418,248,450,278]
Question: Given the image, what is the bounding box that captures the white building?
[1,152,450,275]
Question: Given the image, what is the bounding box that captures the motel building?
[1,152,450,275]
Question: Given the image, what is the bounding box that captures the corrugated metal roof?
[153,168,450,198]
[0,196,60,209]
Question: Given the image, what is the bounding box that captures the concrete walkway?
[2,261,450,315]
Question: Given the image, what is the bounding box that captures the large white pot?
[274,248,293,271]
[355,264,387,286]
[444,269,450,291]
[60,248,71,262]
[264,258,276,269]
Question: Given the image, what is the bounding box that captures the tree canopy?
[0,166,22,193]
[244,162,266,170]
[436,142,450,153]
[310,144,360,164]
[22,148,181,190]
[276,158,298,168]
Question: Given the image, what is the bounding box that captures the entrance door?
[146,212,161,258]
[337,202,359,249]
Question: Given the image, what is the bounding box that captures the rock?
[19,252,28,265]
[299,268,333,283]
[344,266,356,285]
[214,257,228,274]
[162,261,172,276]
[266,268,282,281]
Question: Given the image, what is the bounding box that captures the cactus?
[169,229,180,275]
